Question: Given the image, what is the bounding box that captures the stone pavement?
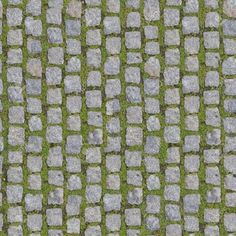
[0,0,236,235]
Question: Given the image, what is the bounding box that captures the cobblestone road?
[0,0,236,235]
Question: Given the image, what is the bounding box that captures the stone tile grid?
[181,0,202,234]
[45,0,65,235]
[163,0,182,234]
[103,1,124,234]
[222,0,236,235]
[142,0,162,234]
[203,1,222,236]
[6,0,25,235]
[84,0,103,235]
[0,0,236,235]
[65,0,83,235]
[125,1,144,234]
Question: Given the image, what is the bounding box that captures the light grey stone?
[127,170,142,186]
[164,8,179,26]
[226,193,236,207]
[146,195,160,214]
[47,27,62,43]
[66,96,82,113]
[164,67,180,85]
[67,175,82,190]
[127,188,143,205]
[7,67,22,84]
[25,17,42,36]
[164,126,180,143]
[144,25,158,39]
[67,218,80,234]
[104,56,120,75]
[84,226,101,236]
[206,129,221,145]
[184,96,200,113]
[144,0,160,21]
[125,209,141,226]
[7,185,23,203]
[25,194,42,212]
[205,12,219,28]
[223,20,236,36]
[7,30,23,46]
[184,194,200,213]
[7,48,22,64]
[182,16,199,34]
[165,88,180,105]
[26,0,41,15]
[48,188,64,205]
[164,185,180,202]
[184,216,199,232]
[205,52,220,68]
[7,167,22,183]
[224,39,236,55]
[66,195,81,216]
[65,19,80,36]
[47,7,61,24]
[7,8,22,26]
[224,214,236,232]
[104,16,121,35]
[166,224,182,236]
[147,116,160,131]
[127,12,140,28]
[46,209,62,226]
[145,216,160,231]
[184,0,199,12]
[184,37,200,54]
[206,187,221,203]
[48,170,64,186]
[8,206,22,223]
[165,29,180,46]
[165,167,180,183]
[8,86,23,103]
[85,8,101,26]
[183,135,200,152]
[185,115,199,131]
[106,174,120,190]
[104,194,121,211]
[126,86,141,103]
[125,67,140,84]
[86,185,102,203]
[9,106,24,124]
[48,47,64,65]
[204,31,219,49]
[145,136,160,154]
[125,32,141,49]
[185,56,199,72]
[125,151,141,167]
[182,76,199,93]
[106,214,121,231]
[144,156,159,173]
[107,0,120,12]
[147,175,160,190]
[106,37,121,54]
[204,208,220,223]
[85,206,101,223]
[86,29,101,46]
[66,0,81,17]
[105,79,121,98]
[165,204,181,221]
[47,108,62,124]
[8,126,24,146]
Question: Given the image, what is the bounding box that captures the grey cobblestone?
[0,0,233,234]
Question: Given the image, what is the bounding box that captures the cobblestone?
[0,0,233,234]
